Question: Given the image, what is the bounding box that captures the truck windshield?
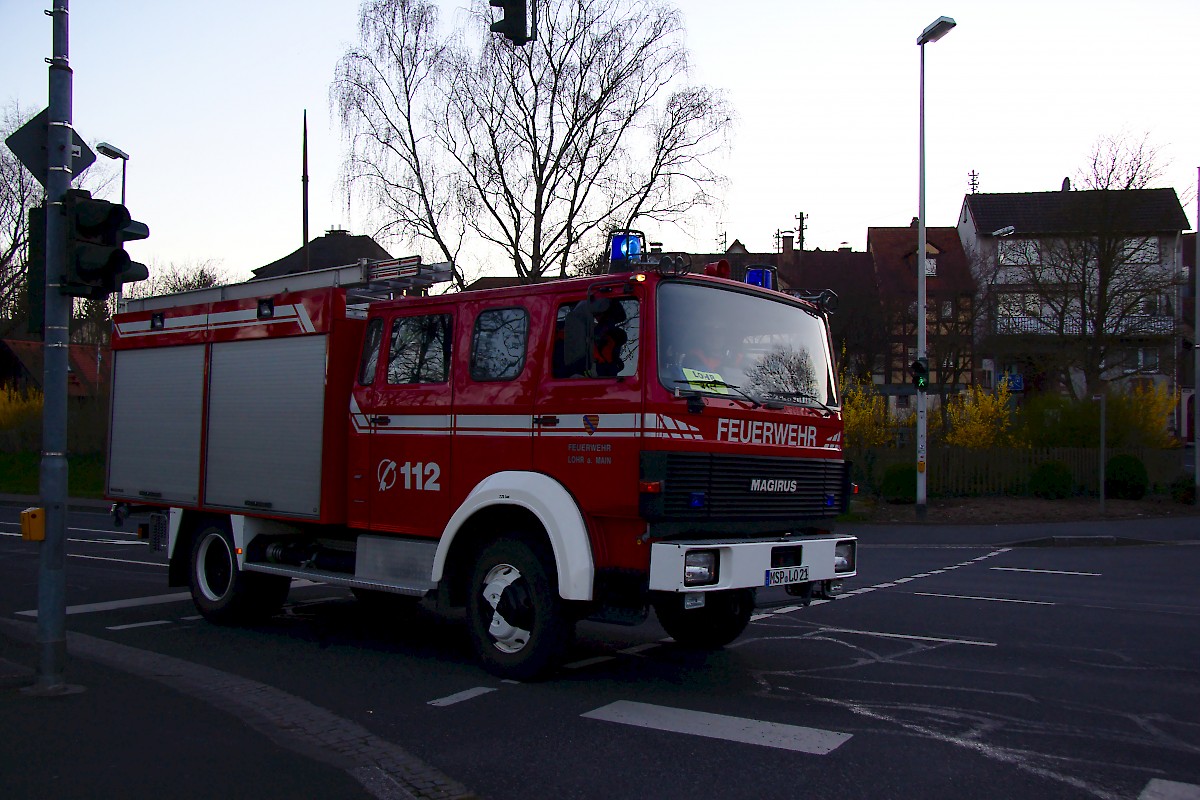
[657,282,836,407]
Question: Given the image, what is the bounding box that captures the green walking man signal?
[910,357,929,392]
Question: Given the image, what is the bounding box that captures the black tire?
[189,522,290,624]
[466,538,573,681]
[653,589,754,649]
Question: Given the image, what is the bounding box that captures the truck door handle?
[370,415,391,426]
[533,415,559,427]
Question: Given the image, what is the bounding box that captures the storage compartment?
[107,345,206,504]
[203,335,329,518]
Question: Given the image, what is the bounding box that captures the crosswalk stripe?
[582,700,851,754]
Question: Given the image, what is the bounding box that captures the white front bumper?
[648,536,856,592]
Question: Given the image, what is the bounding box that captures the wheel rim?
[480,563,533,654]
[196,532,234,603]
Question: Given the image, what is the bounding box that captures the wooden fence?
[845,446,1187,497]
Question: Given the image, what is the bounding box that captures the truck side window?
[387,314,452,384]
[357,318,384,385]
[552,298,639,379]
[471,308,528,382]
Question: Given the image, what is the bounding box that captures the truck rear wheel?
[466,538,573,681]
[653,589,754,649]
[190,523,289,623]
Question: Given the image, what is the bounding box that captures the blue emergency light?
[610,230,644,262]
[745,267,774,290]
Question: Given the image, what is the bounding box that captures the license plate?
[764,566,809,587]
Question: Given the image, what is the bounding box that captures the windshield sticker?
[680,368,729,394]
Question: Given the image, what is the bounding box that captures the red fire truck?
[109,245,856,679]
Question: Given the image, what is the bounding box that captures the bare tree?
[1,104,45,326]
[991,135,1185,399]
[333,0,731,286]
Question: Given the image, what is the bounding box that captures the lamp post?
[915,15,956,519]
[96,141,129,204]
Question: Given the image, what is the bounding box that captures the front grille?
[644,452,845,523]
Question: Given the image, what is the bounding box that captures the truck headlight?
[684,549,719,586]
[834,541,856,573]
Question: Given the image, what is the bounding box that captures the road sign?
[4,107,96,186]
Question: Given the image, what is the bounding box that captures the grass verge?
[0,452,106,498]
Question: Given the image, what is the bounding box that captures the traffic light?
[910,357,929,392]
[63,188,149,298]
[489,0,529,45]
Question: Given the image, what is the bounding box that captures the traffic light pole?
[32,0,76,694]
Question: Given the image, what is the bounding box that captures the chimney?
[911,217,920,228]
[782,232,794,255]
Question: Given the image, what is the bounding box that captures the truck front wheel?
[653,589,754,649]
[190,523,289,623]
[466,538,573,681]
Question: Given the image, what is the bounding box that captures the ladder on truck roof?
[119,256,453,312]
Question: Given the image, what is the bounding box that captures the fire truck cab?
[109,249,856,680]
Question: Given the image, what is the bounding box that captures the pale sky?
[2,0,1197,284]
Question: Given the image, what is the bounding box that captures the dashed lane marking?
[583,700,852,754]
[618,642,662,655]
[990,567,1101,576]
[564,655,617,670]
[106,620,172,631]
[913,592,1055,606]
[806,624,997,647]
[16,591,192,618]
[427,687,497,707]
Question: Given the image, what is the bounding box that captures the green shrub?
[1169,473,1196,505]
[1029,460,1072,499]
[879,462,917,504]
[1105,454,1148,500]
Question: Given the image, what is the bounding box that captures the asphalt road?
[2,507,1199,800]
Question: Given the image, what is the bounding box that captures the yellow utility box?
[20,507,45,542]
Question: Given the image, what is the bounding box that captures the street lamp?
[915,15,956,520]
[96,141,129,205]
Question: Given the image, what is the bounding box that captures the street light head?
[991,225,1016,237]
[96,142,129,161]
[917,16,956,45]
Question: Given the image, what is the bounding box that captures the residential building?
[866,223,975,414]
[958,188,1189,419]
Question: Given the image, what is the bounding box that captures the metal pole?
[1193,167,1198,504]
[33,0,75,694]
[1098,393,1106,515]
[120,157,126,205]
[916,42,928,519]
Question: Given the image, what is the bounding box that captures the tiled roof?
[867,226,974,297]
[1,339,108,397]
[964,188,1189,235]
[252,229,393,279]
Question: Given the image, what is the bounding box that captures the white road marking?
[106,620,172,631]
[181,615,203,621]
[0,522,140,537]
[618,643,662,655]
[770,605,806,614]
[16,591,192,618]
[564,656,617,670]
[990,567,1101,576]
[749,613,772,622]
[582,700,852,754]
[810,624,997,647]
[913,592,1055,606]
[69,553,166,567]
[871,582,897,588]
[427,687,497,707]
[1139,779,1200,800]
